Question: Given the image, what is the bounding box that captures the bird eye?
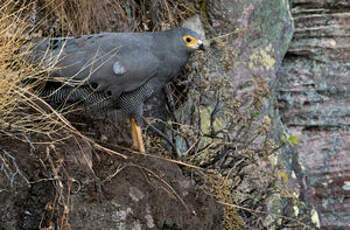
[186,37,192,43]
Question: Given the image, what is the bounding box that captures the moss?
[199,106,225,137]
[206,170,245,230]
[249,44,276,71]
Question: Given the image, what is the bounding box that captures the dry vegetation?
[0,0,311,229]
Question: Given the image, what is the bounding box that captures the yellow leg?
[130,118,138,150]
[130,118,145,153]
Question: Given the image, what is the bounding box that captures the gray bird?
[28,25,204,153]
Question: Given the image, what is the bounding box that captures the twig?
[218,201,313,229]
[130,164,190,212]
[0,149,31,187]
[103,164,127,182]
[21,133,36,152]
[143,117,178,155]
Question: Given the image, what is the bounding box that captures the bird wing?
[30,33,160,99]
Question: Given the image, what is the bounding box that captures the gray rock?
[277,0,350,228]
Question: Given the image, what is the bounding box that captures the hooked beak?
[198,41,205,51]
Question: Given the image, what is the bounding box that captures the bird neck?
[151,29,191,80]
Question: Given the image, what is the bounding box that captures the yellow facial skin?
[183,35,203,50]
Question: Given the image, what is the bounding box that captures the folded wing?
[29,33,160,99]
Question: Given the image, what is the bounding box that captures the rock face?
[277,0,350,228]
[179,0,299,228]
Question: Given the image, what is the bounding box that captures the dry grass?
[0,2,87,146]
[0,1,129,156]
[0,2,59,137]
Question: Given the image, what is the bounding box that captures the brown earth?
[0,115,223,229]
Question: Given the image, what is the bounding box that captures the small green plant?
[281,135,301,146]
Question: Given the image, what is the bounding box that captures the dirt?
[0,115,223,230]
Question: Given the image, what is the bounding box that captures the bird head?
[158,16,205,56]
[181,15,206,52]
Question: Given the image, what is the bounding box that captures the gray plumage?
[29,27,204,123]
